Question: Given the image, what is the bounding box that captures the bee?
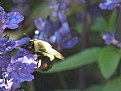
[21,39,64,71]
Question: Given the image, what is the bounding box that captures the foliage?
[45,47,101,73]
[1,0,121,91]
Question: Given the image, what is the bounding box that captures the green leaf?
[103,76,121,91]
[44,47,101,73]
[75,23,83,33]
[108,10,116,30]
[31,2,51,20]
[84,85,103,91]
[98,46,120,79]
[91,17,108,32]
[54,89,79,91]
[91,10,116,32]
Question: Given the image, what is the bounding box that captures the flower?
[103,32,115,45]
[34,0,79,51]
[0,56,11,71]
[34,17,78,51]
[0,37,16,53]
[0,6,24,34]
[48,1,69,23]
[63,36,78,48]
[3,12,24,29]
[103,32,121,47]
[8,54,37,81]
[0,72,14,91]
[99,0,121,10]
[0,54,37,90]
[0,36,38,90]
[15,37,30,46]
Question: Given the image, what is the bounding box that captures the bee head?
[20,40,35,53]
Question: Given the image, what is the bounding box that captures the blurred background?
[1,0,121,91]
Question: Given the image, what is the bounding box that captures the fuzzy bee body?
[21,39,64,71]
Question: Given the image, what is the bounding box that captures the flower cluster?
[34,0,79,51]
[99,0,121,10]
[0,36,38,91]
[0,6,38,91]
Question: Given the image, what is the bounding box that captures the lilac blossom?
[48,0,85,23]
[103,32,115,45]
[34,17,78,51]
[48,1,69,23]
[103,32,121,47]
[0,37,16,53]
[99,0,121,10]
[0,35,38,90]
[34,0,79,51]
[0,6,24,34]
[8,55,37,81]
[0,56,11,71]
[15,37,30,46]
[0,72,13,91]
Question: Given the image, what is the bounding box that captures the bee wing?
[34,39,64,60]
[40,41,64,60]
[52,49,64,60]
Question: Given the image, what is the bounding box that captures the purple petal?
[34,18,44,30]
[16,38,30,46]
[63,36,78,48]
[58,11,67,23]
[7,12,24,23]
[54,31,61,44]
[103,32,114,45]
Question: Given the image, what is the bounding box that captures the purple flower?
[63,36,78,48]
[58,11,67,23]
[103,32,121,47]
[0,6,24,34]
[3,12,24,29]
[0,37,16,53]
[4,54,37,89]
[34,17,78,51]
[99,0,121,10]
[8,55,37,80]
[103,32,115,45]
[15,37,30,46]
[0,56,11,71]
[48,1,70,23]
[34,18,45,31]
[0,72,14,91]
[0,36,39,90]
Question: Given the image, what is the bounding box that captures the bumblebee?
[21,39,64,71]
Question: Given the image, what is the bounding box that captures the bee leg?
[41,61,55,71]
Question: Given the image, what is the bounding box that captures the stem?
[79,0,90,91]
[115,7,121,41]
[58,73,68,90]
[27,81,36,91]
